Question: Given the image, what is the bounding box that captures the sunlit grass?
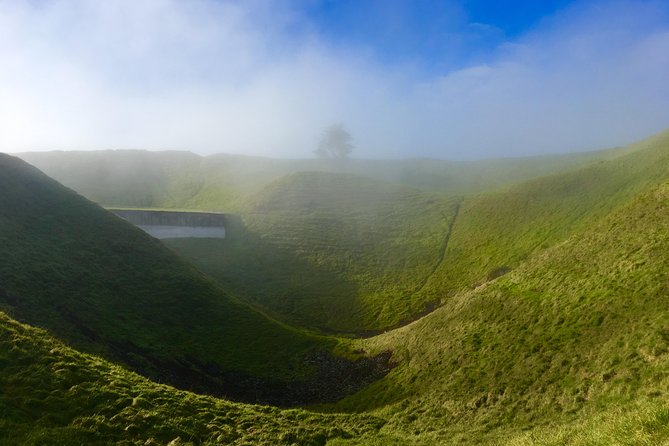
[0,311,385,445]
[4,130,669,444]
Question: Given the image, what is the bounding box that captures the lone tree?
[314,123,354,159]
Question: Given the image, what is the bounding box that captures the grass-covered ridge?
[15,141,644,335]
[399,129,669,308]
[0,153,390,405]
[8,175,669,445]
[6,129,669,444]
[0,310,386,445]
[167,172,460,333]
[330,179,669,444]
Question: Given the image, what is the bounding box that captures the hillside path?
[411,197,463,297]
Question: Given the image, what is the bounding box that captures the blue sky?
[0,0,668,158]
[305,0,573,71]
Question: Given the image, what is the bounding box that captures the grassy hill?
[6,296,669,446]
[0,153,390,406]
[16,143,639,335]
[0,310,386,445]
[168,131,669,334]
[7,129,669,444]
[411,129,669,306]
[167,172,460,333]
[329,176,669,444]
[6,143,669,444]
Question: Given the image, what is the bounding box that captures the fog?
[1,0,668,159]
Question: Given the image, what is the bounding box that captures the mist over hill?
[3,0,669,443]
[17,147,618,211]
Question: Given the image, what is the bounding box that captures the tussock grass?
[333,179,669,443]
[0,311,385,445]
[5,129,669,444]
[417,129,669,307]
[504,400,669,445]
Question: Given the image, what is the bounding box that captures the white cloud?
[0,0,668,158]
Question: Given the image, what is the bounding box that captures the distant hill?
[17,149,204,209]
[17,146,620,211]
[0,154,390,406]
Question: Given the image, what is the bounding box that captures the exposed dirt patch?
[110,339,395,407]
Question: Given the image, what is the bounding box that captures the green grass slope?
[332,179,669,444]
[503,398,669,446]
[0,154,389,405]
[6,130,669,444]
[4,180,669,445]
[411,129,669,307]
[0,310,386,445]
[169,131,669,334]
[167,172,461,333]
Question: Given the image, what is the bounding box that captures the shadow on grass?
[110,337,395,407]
[165,215,365,334]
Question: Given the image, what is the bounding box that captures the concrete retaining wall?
[110,209,226,239]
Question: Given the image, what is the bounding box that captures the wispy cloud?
[0,0,667,158]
